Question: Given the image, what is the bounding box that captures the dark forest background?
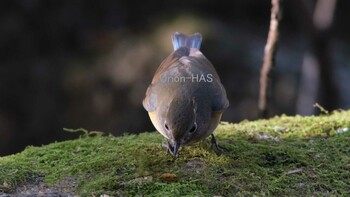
[1,0,349,156]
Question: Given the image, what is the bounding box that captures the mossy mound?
[1,110,350,196]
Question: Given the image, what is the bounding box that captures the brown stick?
[258,0,282,118]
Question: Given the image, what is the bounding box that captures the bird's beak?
[173,142,180,157]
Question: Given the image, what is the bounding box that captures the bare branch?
[258,0,282,118]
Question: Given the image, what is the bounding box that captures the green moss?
[1,110,350,196]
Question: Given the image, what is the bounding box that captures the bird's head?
[164,96,199,156]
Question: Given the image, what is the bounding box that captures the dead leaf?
[160,173,177,181]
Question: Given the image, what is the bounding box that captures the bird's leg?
[162,140,173,155]
[210,134,222,151]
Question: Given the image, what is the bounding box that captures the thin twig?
[258,0,282,118]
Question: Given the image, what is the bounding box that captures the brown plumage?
[143,32,229,156]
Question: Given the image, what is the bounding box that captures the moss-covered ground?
[1,110,350,196]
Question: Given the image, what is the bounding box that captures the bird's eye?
[165,123,169,130]
[189,123,197,133]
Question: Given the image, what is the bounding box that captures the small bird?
[143,32,229,156]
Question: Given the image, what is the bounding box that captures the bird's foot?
[162,141,178,158]
[162,141,173,154]
[210,134,225,154]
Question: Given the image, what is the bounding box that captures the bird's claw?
[210,134,225,154]
[162,141,178,157]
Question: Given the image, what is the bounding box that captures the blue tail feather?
[172,32,202,51]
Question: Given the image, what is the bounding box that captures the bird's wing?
[142,83,157,112]
[143,47,190,112]
[183,49,230,112]
[210,79,229,112]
